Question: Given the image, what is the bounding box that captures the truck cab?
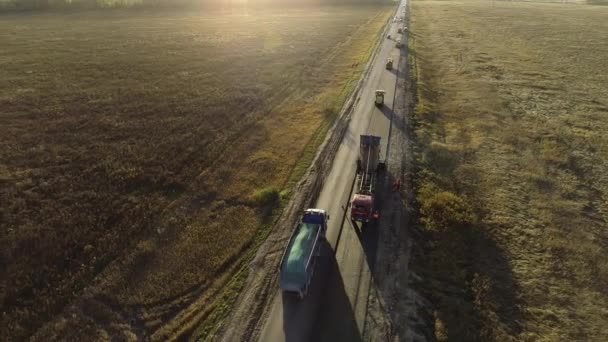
[351,194,374,222]
[301,209,328,237]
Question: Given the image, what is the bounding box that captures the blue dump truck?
[279,209,329,299]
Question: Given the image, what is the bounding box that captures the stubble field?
[409,0,608,340]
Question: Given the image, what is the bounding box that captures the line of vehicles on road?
[278,18,400,299]
[278,133,386,299]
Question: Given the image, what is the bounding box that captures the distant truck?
[396,39,402,48]
[279,209,329,298]
[398,27,403,34]
[386,58,393,70]
[351,135,385,223]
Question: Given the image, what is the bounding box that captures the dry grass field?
[0,5,393,340]
[409,0,608,340]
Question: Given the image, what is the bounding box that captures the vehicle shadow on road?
[351,219,380,275]
[281,240,360,342]
[305,240,362,342]
[379,105,406,134]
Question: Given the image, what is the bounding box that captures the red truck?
[351,135,385,223]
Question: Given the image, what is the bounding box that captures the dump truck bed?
[359,135,381,175]
[279,222,322,293]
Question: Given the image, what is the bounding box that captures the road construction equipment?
[375,90,385,106]
[351,135,385,223]
[279,209,329,299]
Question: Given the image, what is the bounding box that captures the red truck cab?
[351,194,374,222]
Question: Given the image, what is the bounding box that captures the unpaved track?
[217,2,419,341]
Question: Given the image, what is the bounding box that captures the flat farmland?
[410,0,608,340]
[0,5,393,340]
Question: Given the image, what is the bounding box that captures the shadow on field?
[306,240,362,342]
[413,144,525,339]
[414,222,525,340]
[474,222,525,338]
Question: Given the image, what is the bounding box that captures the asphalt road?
[258,3,407,341]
